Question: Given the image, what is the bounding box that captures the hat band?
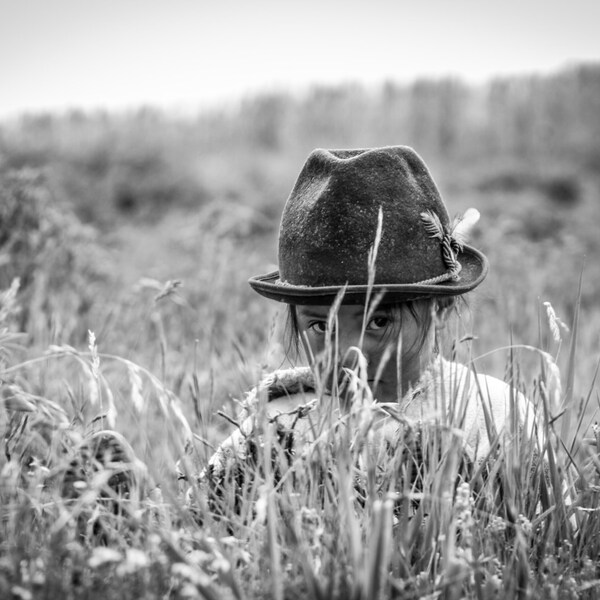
[278,260,462,289]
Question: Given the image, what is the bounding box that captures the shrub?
[0,169,111,341]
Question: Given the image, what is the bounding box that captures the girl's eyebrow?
[299,308,374,320]
[298,309,330,319]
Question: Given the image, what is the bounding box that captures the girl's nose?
[334,329,364,368]
[340,347,360,372]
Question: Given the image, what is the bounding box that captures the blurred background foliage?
[0,63,599,423]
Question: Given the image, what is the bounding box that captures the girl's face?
[295,302,435,402]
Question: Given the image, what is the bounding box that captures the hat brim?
[248,245,488,305]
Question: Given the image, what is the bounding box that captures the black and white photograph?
[1,1,599,598]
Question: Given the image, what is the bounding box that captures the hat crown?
[278,146,452,287]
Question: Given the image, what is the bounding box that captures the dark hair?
[283,296,460,362]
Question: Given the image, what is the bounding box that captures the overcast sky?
[1,0,598,118]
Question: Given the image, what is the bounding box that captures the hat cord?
[412,260,462,286]
[441,233,462,280]
[413,231,463,285]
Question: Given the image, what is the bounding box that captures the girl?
[203,145,534,489]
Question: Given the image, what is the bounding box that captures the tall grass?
[1,269,599,599]
[1,79,600,597]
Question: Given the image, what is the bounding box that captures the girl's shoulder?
[427,357,536,458]
[201,368,321,485]
[432,357,527,406]
[239,366,317,419]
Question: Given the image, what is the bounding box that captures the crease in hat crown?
[249,145,488,305]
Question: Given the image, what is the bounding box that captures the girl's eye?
[308,321,328,334]
[366,316,390,331]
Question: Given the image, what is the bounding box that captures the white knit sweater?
[203,357,537,483]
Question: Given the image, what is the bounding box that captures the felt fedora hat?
[249,145,488,305]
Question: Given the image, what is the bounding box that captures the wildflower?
[116,549,149,576]
[171,562,213,588]
[30,558,45,586]
[542,555,558,577]
[517,514,533,536]
[490,557,503,577]
[558,539,574,564]
[581,557,595,580]
[414,570,430,591]
[210,554,231,574]
[453,482,474,555]
[88,547,121,568]
[562,577,578,600]
[300,506,324,545]
[454,482,474,528]
[488,515,507,535]
[187,550,216,569]
[179,583,203,599]
[10,586,32,600]
[27,456,50,478]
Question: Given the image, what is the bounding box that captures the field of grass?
[1,65,600,598]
